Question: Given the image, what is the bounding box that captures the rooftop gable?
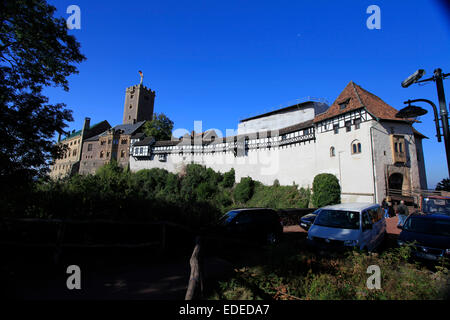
[314,81,413,123]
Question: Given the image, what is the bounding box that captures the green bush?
[221,168,235,188]
[233,177,255,204]
[311,173,341,208]
[246,183,310,209]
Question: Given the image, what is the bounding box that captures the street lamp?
[396,68,450,177]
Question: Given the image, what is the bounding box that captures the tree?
[311,173,341,208]
[436,178,450,192]
[233,177,255,204]
[142,113,174,141]
[0,0,85,186]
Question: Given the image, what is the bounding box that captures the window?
[352,141,362,154]
[100,140,105,146]
[70,142,72,146]
[74,140,77,145]
[330,146,335,157]
[88,144,92,151]
[72,149,77,156]
[339,102,348,110]
[106,152,110,157]
[354,117,361,129]
[391,135,406,163]
[100,151,104,158]
[108,139,111,144]
[345,120,352,132]
[120,150,125,158]
[113,139,119,145]
[333,124,339,134]
[129,105,132,109]
[362,212,372,231]
[121,139,127,145]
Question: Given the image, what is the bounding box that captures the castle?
[50,78,428,205]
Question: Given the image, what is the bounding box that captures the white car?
[307,203,386,252]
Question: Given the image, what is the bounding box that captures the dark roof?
[133,136,155,146]
[154,140,180,147]
[131,132,145,140]
[84,134,100,142]
[61,121,105,141]
[102,121,145,136]
[314,81,414,123]
[413,128,428,139]
[279,119,314,135]
[240,101,316,123]
[151,118,315,146]
[84,121,145,142]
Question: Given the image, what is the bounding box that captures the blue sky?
[45,0,450,188]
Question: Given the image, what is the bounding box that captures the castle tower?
[122,74,155,124]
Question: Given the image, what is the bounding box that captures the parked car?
[216,208,283,244]
[307,203,386,252]
[419,195,450,216]
[397,213,450,261]
[299,210,320,231]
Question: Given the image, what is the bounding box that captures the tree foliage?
[311,173,341,208]
[0,0,86,186]
[436,178,450,192]
[142,113,174,141]
[233,177,255,204]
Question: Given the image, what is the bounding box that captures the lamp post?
[397,68,450,177]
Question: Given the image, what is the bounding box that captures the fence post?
[185,236,203,300]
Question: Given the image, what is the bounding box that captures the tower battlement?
[126,84,155,94]
[123,81,155,124]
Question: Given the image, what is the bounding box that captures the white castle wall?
[237,102,328,135]
[130,110,425,205]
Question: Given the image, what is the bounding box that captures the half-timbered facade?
[130,81,428,204]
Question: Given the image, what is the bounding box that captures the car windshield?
[421,198,450,215]
[403,217,450,237]
[314,209,360,229]
[218,210,240,225]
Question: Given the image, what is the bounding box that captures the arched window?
[330,146,335,157]
[351,140,362,154]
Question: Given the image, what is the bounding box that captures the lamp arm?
[404,98,442,142]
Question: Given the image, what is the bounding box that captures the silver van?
[307,203,386,252]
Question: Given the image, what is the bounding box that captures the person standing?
[381,198,389,218]
[397,200,409,226]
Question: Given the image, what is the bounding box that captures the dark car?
[420,196,450,216]
[217,208,283,244]
[299,210,320,231]
[398,213,450,261]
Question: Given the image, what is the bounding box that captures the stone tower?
[122,83,155,124]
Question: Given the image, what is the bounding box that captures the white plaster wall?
[130,117,425,206]
[237,102,328,135]
[314,119,376,203]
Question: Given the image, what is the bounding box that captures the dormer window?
[339,99,350,110]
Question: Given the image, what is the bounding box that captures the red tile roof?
[314,81,412,123]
